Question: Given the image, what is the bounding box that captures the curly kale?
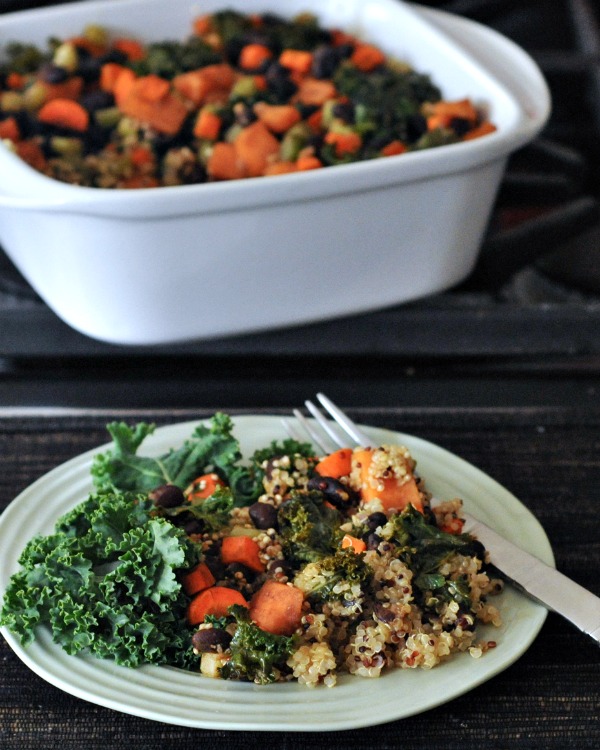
[0,492,200,669]
[219,605,296,684]
[300,547,372,604]
[277,490,343,564]
[90,413,259,505]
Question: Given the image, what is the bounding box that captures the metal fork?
[283,393,600,645]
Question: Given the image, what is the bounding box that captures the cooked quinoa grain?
[173,433,505,687]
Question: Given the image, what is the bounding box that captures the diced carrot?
[462,121,497,140]
[263,160,297,176]
[351,43,386,72]
[221,535,265,573]
[306,107,322,132]
[6,72,24,90]
[207,141,245,180]
[381,140,407,156]
[353,448,424,514]
[185,472,226,502]
[129,145,154,166]
[100,62,128,93]
[426,98,478,123]
[439,517,466,535]
[296,155,323,170]
[120,80,188,135]
[172,64,235,106]
[249,580,304,636]
[193,107,222,140]
[296,155,322,170]
[233,120,280,177]
[331,29,358,48]
[113,67,137,107]
[187,586,248,626]
[253,102,301,134]
[38,76,84,103]
[239,43,273,71]
[294,77,337,106]
[315,448,353,478]
[37,98,89,131]
[113,38,146,62]
[15,140,47,171]
[279,49,313,76]
[193,14,213,36]
[426,114,452,131]
[341,534,367,553]
[253,75,267,91]
[120,175,160,189]
[0,116,20,141]
[132,74,170,103]
[181,561,216,596]
[324,130,362,156]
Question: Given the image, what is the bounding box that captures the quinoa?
[187,439,504,688]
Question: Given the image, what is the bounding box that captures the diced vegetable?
[187,586,248,625]
[315,448,353,479]
[181,561,216,595]
[221,535,265,573]
[353,447,424,513]
[341,534,367,553]
[249,580,304,636]
[37,98,89,131]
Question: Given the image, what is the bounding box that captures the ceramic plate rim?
[0,415,552,731]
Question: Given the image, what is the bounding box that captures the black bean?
[406,113,427,142]
[233,102,257,127]
[366,512,387,531]
[249,501,279,530]
[149,483,185,508]
[267,558,294,576]
[80,90,114,112]
[39,63,70,84]
[192,627,232,653]
[307,475,359,508]
[77,55,101,83]
[332,101,355,124]
[366,532,382,550]
[311,45,339,79]
[450,117,471,137]
[336,43,354,60]
[264,62,297,100]
[99,49,129,65]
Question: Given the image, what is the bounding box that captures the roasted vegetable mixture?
[0,10,496,188]
[0,414,504,686]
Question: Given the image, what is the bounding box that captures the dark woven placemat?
[1,406,599,749]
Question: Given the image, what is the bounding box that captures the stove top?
[1,0,600,360]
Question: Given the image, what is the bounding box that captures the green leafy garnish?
[90,413,258,504]
[219,605,296,684]
[0,492,199,668]
[277,490,343,564]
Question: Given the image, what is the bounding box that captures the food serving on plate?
[0,9,496,188]
[0,414,504,687]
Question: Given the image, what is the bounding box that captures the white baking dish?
[0,0,550,345]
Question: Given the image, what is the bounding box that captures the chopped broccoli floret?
[277,490,343,564]
[219,605,296,684]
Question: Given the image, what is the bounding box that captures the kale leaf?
[156,485,235,533]
[277,490,343,564]
[301,547,372,604]
[91,413,258,504]
[0,492,199,669]
[388,505,483,610]
[219,605,296,684]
